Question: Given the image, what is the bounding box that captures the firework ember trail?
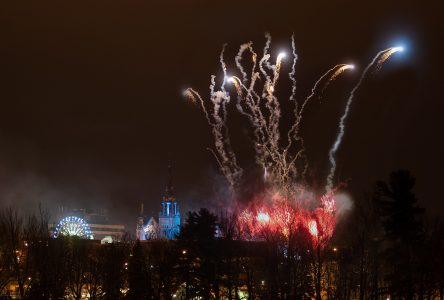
[184,35,403,247]
[326,46,404,192]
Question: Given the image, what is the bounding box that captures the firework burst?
[184,35,403,248]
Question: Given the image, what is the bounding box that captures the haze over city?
[1,0,444,299]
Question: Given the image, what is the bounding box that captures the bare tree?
[0,207,30,298]
[84,244,105,300]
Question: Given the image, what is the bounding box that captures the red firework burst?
[237,190,337,248]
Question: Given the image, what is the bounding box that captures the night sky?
[0,0,442,230]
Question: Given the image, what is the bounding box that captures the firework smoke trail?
[230,74,267,154]
[283,35,308,180]
[283,36,352,181]
[288,35,298,103]
[187,36,353,190]
[229,74,272,181]
[261,45,292,182]
[218,46,243,184]
[265,53,286,164]
[184,87,240,185]
[262,32,273,72]
[229,36,288,186]
[226,49,249,184]
[186,86,235,185]
[259,33,273,99]
[235,42,253,83]
[326,47,404,191]
[235,37,271,158]
[292,64,354,136]
[219,44,229,94]
[183,50,243,188]
[286,35,298,148]
[267,53,285,160]
[228,37,348,188]
[284,64,354,181]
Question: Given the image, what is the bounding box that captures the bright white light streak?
[277,52,286,60]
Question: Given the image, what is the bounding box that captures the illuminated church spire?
[159,164,180,239]
[164,164,175,201]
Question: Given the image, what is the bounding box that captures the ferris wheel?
[53,216,94,239]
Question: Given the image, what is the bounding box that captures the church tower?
[136,203,144,240]
[158,165,180,239]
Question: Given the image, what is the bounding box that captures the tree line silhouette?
[1,170,443,299]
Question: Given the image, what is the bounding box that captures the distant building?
[50,208,126,241]
[137,165,181,240]
[145,217,159,239]
[136,203,145,240]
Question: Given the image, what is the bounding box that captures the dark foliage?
[127,240,150,299]
[1,170,444,299]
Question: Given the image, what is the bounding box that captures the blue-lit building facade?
[137,166,181,240]
[158,186,180,239]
